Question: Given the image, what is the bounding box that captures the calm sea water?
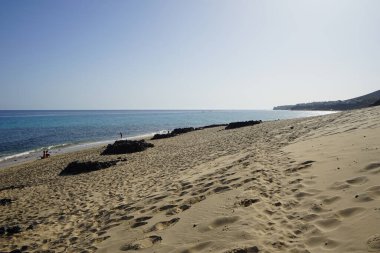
[0,110,333,161]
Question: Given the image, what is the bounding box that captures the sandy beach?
[1,106,380,253]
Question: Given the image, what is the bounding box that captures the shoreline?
[0,110,337,170]
[0,132,161,169]
[1,107,379,252]
[0,110,336,169]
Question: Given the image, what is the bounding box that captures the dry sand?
[1,106,380,253]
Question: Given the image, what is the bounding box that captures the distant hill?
[273,90,380,111]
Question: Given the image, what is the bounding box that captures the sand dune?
[1,106,380,252]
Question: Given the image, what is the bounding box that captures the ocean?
[0,110,334,162]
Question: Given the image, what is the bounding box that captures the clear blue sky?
[0,0,379,109]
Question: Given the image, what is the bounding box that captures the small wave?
[0,150,38,162]
[47,143,71,150]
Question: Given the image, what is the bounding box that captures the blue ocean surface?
[0,110,334,161]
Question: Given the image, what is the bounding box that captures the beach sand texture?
[1,106,380,253]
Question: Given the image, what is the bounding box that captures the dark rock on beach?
[26,221,38,230]
[0,225,22,236]
[0,198,12,206]
[7,226,21,235]
[171,127,195,135]
[225,120,262,130]
[371,98,380,107]
[101,140,154,155]
[59,160,118,176]
[152,122,260,139]
[10,249,23,253]
[151,132,175,140]
[152,127,195,140]
[195,124,228,130]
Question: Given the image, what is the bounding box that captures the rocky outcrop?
[59,160,118,176]
[152,127,195,140]
[371,99,380,107]
[273,90,380,111]
[151,132,174,140]
[225,120,262,130]
[171,127,195,135]
[195,124,228,130]
[152,122,260,139]
[101,140,154,155]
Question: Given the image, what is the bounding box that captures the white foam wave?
[47,143,71,150]
[0,150,36,162]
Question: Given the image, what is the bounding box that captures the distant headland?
[273,90,380,111]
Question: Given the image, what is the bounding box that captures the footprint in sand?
[131,221,148,228]
[315,218,341,231]
[306,236,340,249]
[220,177,241,185]
[353,185,380,203]
[181,184,193,191]
[213,186,231,193]
[322,239,340,250]
[329,181,351,190]
[183,195,206,205]
[354,193,374,202]
[301,213,319,222]
[120,235,162,251]
[158,204,177,211]
[242,177,257,184]
[145,217,180,232]
[300,160,316,165]
[294,191,314,199]
[366,185,380,196]
[152,195,168,201]
[309,203,329,213]
[346,176,368,185]
[286,160,315,173]
[201,182,214,188]
[135,216,152,223]
[118,215,135,221]
[166,204,191,216]
[236,198,260,207]
[179,191,189,197]
[192,187,211,195]
[362,162,380,174]
[367,234,380,252]
[288,178,302,185]
[320,196,341,205]
[337,207,366,218]
[230,182,244,188]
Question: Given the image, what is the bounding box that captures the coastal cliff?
[274,90,380,111]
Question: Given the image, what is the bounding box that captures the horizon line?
[0,108,275,111]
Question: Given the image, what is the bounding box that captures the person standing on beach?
[120,132,123,139]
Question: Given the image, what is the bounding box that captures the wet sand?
[1,106,380,253]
